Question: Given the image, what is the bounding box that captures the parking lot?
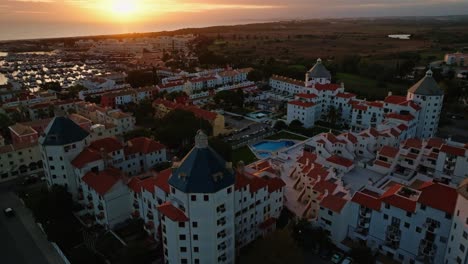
[224,114,272,143]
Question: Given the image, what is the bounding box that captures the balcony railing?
[386,225,401,243]
[419,239,437,257]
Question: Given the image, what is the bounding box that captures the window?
[385,203,390,209]
[194,247,199,253]
[420,204,426,210]
[191,195,196,201]
[204,195,209,201]
[328,210,333,216]
[179,235,186,240]
[178,222,185,228]
[463,231,467,239]
[193,234,198,240]
[445,213,452,220]
[192,222,198,228]
[383,214,388,220]
[227,187,232,194]
[440,236,447,243]
[406,212,412,217]
[460,244,466,252]
[181,259,187,264]
[180,247,187,252]
[404,222,410,228]
[416,227,422,233]
[194,259,199,264]
[171,187,175,194]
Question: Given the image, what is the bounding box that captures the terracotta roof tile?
[157,202,189,222]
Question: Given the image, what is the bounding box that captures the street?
[0,179,64,264]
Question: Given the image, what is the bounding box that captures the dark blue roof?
[168,146,235,194]
[41,116,89,146]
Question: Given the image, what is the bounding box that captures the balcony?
[386,225,401,243]
[217,218,227,226]
[132,210,140,218]
[217,230,226,239]
[360,208,372,218]
[87,194,93,201]
[96,212,105,220]
[218,242,227,251]
[358,219,370,229]
[147,212,154,220]
[97,204,104,211]
[418,239,437,258]
[423,219,440,233]
[87,202,93,209]
[133,200,139,208]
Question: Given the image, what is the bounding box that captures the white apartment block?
[273,59,443,139]
[281,121,467,264]
[0,142,42,183]
[444,179,468,264]
[444,52,467,66]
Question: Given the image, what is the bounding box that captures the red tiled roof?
[296,93,317,99]
[426,138,444,149]
[418,182,457,214]
[125,137,165,156]
[314,83,341,91]
[336,92,356,99]
[320,195,347,213]
[351,190,381,211]
[353,104,368,111]
[306,166,328,180]
[71,148,102,168]
[127,177,142,193]
[397,124,408,131]
[313,180,337,193]
[384,95,407,105]
[82,167,124,196]
[340,133,358,144]
[386,113,414,121]
[266,177,286,193]
[404,138,423,149]
[89,137,123,153]
[157,202,189,222]
[324,133,339,144]
[366,101,384,108]
[374,160,392,168]
[440,144,466,157]
[249,175,268,193]
[326,155,354,168]
[235,172,250,190]
[288,100,315,108]
[379,146,399,158]
[381,185,417,213]
[297,151,317,165]
[368,128,380,137]
[154,168,172,193]
[259,217,277,229]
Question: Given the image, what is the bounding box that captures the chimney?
[236,161,245,174]
[388,91,393,97]
[226,162,233,170]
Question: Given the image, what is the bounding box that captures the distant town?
[0,18,467,264]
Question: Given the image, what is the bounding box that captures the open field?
[336,72,408,99]
[232,146,258,165]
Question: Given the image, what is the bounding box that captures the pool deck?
[249,139,303,159]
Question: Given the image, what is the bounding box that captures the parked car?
[3,207,15,217]
[341,257,353,264]
[331,252,344,264]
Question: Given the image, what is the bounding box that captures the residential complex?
[273,59,443,139]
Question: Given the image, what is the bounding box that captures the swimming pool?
[252,140,296,152]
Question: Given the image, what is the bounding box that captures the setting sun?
[111,0,138,16]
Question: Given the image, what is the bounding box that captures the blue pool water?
[252,140,295,152]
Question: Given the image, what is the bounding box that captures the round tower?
[407,69,444,138]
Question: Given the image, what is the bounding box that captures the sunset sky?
[1,0,468,40]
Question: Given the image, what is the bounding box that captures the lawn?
[232,146,258,165]
[266,131,308,141]
[336,72,408,100]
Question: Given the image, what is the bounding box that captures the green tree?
[154,109,212,148]
[288,120,304,131]
[350,245,376,264]
[126,70,154,88]
[240,229,303,264]
[247,69,264,82]
[273,120,288,131]
[326,106,340,124]
[209,137,232,161]
[213,90,244,110]
[0,113,14,138]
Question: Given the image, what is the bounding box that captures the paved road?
[0,180,64,264]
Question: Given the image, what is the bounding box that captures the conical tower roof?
[40,116,89,146]
[408,69,444,96]
[308,58,331,79]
